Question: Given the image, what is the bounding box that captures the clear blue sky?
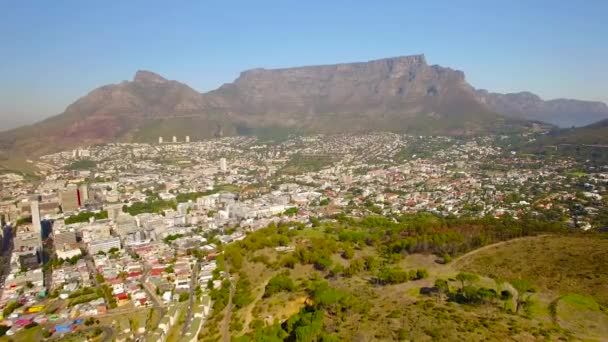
[1,0,607,129]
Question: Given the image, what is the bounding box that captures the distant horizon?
[1,1,607,129]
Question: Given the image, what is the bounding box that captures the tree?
[342,245,355,260]
[264,272,295,298]
[416,268,429,280]
[96,273,105,283]
[511,279,535,313]
[434,278,449,301]
[455,272,479,290]
[179,292,190,302]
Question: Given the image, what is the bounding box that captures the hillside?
[3,54,607,157]
[524,119,608,163]
[0,55,529,157]
[477,91,608,127]
[196,214,608,341]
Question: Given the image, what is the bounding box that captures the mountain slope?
[542,118,608,145]
[476,90,608,127]
[0,71,228,156]
[2,54,591,157]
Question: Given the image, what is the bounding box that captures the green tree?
[179,292,190,302]
[511,279,535,313]
[434,278,449,301]
[455,272,479,290]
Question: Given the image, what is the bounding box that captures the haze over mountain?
[1,54,606,157]
[476,90,608,128]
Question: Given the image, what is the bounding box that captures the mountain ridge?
[1,54,605,157]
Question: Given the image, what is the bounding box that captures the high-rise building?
[159,136,164,144]
[60,186,80,213]
[172,136,177,143]
[220,158,227,172]
[79,184,89,204]
[30,199,42,241]
[107,204,123,222]
[185,136,190,143]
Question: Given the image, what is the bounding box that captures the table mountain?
[3,54,599,157]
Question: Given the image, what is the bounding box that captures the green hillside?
[196,214,606,341]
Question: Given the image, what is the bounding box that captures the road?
[221,271,235,342]
[140,264,167,333]
[180,261,199,336]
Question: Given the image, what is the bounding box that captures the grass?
[457,235,608,305]
[281,154,335,174]
[0,325,41,342]
[555,294,608,339]
[165,304,187,342]
[0,158,39,176]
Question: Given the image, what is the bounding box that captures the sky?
[1,1,607,130]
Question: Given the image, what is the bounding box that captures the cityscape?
[1,1,608,341]
[0,130,606,340]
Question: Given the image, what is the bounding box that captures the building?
[185,135,190,143]
[107,204,123,222]
[88,236,121,255]
[30,198,42,241]
[158,136,164,144]
[219,158,227,172]
[79,184,89,204]
[53,229,77,250]
[172,136,177,143]
[60,186,80,213]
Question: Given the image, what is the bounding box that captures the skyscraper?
[30,198,42,244]
[185,135,190,143]
[220,158,227,172]
[159,136,163,144]
[172,136,177,143]
[60,186,80,213]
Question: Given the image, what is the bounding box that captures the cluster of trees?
[122,197,176,216]
[264,271,295,298]
[235,281,358,342]
[66,159,96,170]
[329,213,566,260]
[163,234,184,244]
[179,292,190,302]
[375,267,429,285]
[64,210,108,225]
[430,272,535,313]
[2,301,22,316]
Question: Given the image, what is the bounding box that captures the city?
[0,131,606,340]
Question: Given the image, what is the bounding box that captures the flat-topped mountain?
[1,54,604,156]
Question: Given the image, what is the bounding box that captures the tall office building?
[185,136,190,143]
[172,136,177,143]
[220,158,227,172]
[30,199,42,240]
[60,186,80,213]
[158,136,163,144]
[79,184,89,204]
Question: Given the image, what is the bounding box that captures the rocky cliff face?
[209,55,508,135]
[213,55,475,115]
[5,54,604,156]
[476,90,608,127]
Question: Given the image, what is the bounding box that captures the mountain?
[0,71,228,156]
[476,90,608,127]
[0,55,565,157]
[542,118,608,145]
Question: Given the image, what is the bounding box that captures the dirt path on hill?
[221,273,235,342]
[451,234,550,269]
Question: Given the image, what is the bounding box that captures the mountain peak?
[133,70,168,84]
